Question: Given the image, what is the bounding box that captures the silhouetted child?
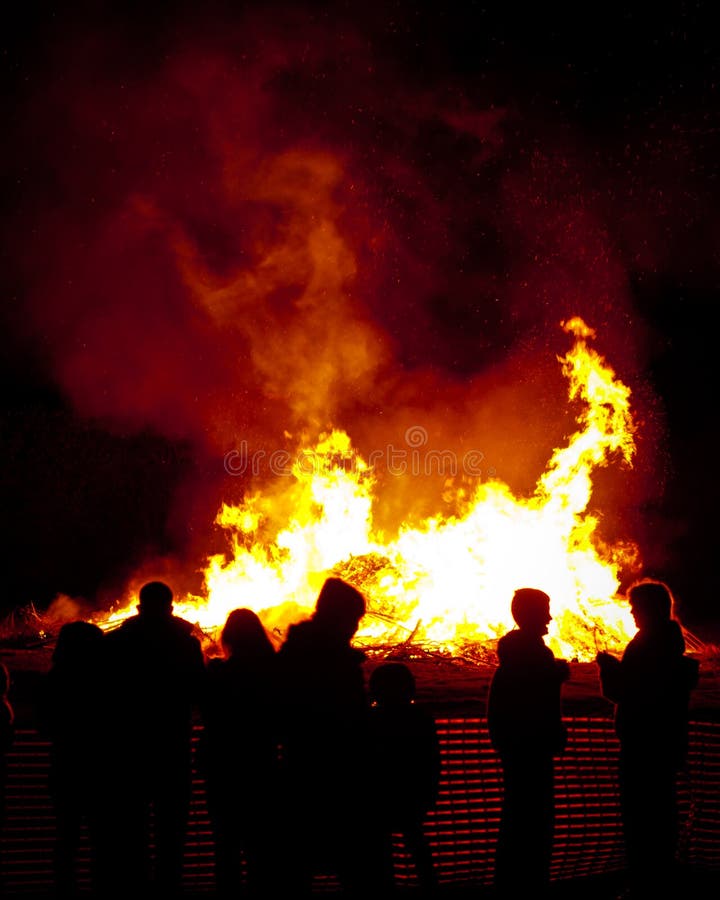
[368,661,440,897]
[35,621,107,899]
[487,588,570,900]
[105,581,205,899]
[597,579,700,897]
[198,608,281,899]
[277,577,391,898]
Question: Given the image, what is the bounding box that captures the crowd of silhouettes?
[0,575,704,899]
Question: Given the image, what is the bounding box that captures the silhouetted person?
[0,661,14,894]
[197,608,281,899]
[277,577,390,898]
[105,581,205,899]
[368,661,441,897]
[0,660,12,758]
[35,621,108,899]
[487,587,570,899]
[596,579,700,898]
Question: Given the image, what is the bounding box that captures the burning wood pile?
[2,319,718,673]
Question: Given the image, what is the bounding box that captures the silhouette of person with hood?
[105,581,205,899]
[487,587,570,899]
[35,621,108,899]
[597,579,700,897]
[277,577,390,898]
[198,608,281,899]
[368,661,441,897]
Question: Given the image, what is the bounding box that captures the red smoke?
[5,7,691,606]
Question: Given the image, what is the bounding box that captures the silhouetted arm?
[596,651,623,703]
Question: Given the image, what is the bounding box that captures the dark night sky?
[1,2,718,627]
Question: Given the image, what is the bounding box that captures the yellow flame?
[110,316,635,662]
[94,319,640,660]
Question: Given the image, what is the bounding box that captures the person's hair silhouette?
[487,587,569,900]
[368,661,441,896]
[597,578,700,897]
[198,607,281,899]
[219,607,276,659]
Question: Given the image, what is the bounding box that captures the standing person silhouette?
[596,579,700,898]
[0,662,14,895]
[197,608,281,899]
[35,621,108,899]
[487,587,570,900]
[277,577,390,898]
[105,581,205,899]
[0,661,13,764]
[368,661,441,897]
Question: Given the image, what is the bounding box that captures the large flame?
[99,316,639,661]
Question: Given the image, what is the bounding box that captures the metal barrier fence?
[1,717,718,894]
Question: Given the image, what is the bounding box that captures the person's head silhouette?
[220,608,275,660]
[511,588,552,636]
[313,577,366,641]
[627,579,674,630]
[137,581,174,621]
[52,621,104,667]
[369,661,416,708]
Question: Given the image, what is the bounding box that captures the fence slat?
[1,718,718,894]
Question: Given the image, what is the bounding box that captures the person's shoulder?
[496,628,522,659]
[166,615,203,647]
[497,628,515,648]
[112,614,140,632]
[170,614,198,635]
[104,616,140,646]
[278,619,313,653]
[596,650,621,669]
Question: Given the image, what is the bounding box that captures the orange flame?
[98,316,638,662]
